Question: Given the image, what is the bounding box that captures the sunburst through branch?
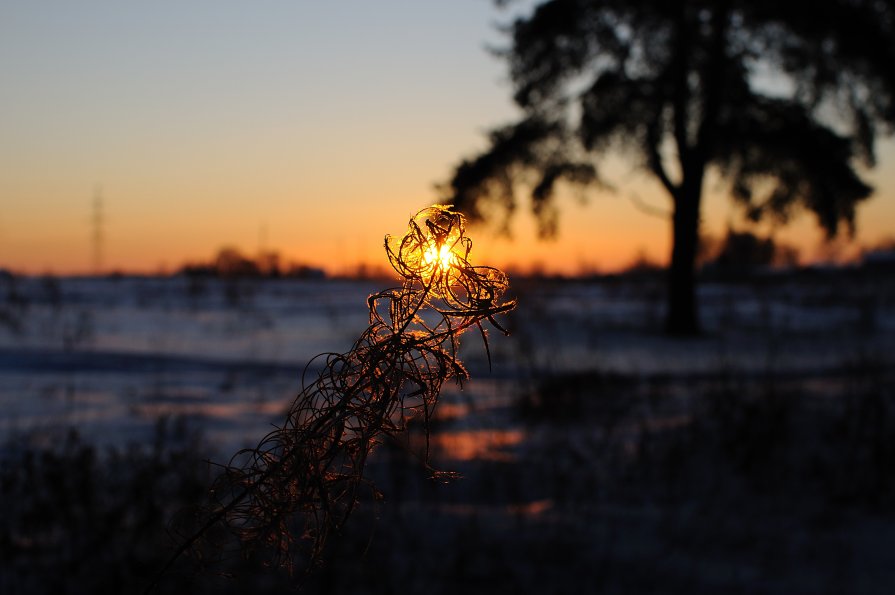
[148,205,515,590]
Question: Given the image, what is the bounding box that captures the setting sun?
[423,239,458,273]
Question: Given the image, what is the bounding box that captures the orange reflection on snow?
[506,499,553,517]
[432,402,471,421]
[425,429,525,462]
[135,400,286,420]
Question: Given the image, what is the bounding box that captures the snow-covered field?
[3,272,895,593]
[0,273,892,455]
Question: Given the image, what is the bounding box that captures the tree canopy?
[443,0,895,333]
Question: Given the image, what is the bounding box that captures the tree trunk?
[665,187,701,336]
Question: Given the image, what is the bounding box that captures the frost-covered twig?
[146,205,514,591]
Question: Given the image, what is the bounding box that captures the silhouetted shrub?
[0,420,211,594]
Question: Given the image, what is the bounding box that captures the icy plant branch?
[148,206,514,590]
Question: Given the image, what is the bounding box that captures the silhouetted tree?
[214,247,261,278]
[443,0,894,334]
[255,250,282,278]
[707,227,776,279]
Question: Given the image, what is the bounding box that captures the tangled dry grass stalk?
[147,205,514,591]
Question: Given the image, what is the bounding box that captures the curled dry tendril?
[151,205,515,588]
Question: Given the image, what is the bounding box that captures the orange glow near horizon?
[3,4,895,278]
[5,137,894,278]
[2,182,894,278]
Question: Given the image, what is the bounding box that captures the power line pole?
[258,221,268,256]
[92,186,104,275]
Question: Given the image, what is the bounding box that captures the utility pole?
[92,186,104,275]
[258,221,268,256]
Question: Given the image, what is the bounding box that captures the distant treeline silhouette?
[178,247,325,280]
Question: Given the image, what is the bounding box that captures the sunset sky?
[2,1,894,276]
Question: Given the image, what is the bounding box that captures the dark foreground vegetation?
[1,261,894,593]
[3,357,894,594]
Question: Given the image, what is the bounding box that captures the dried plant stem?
[145,206,514,592]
